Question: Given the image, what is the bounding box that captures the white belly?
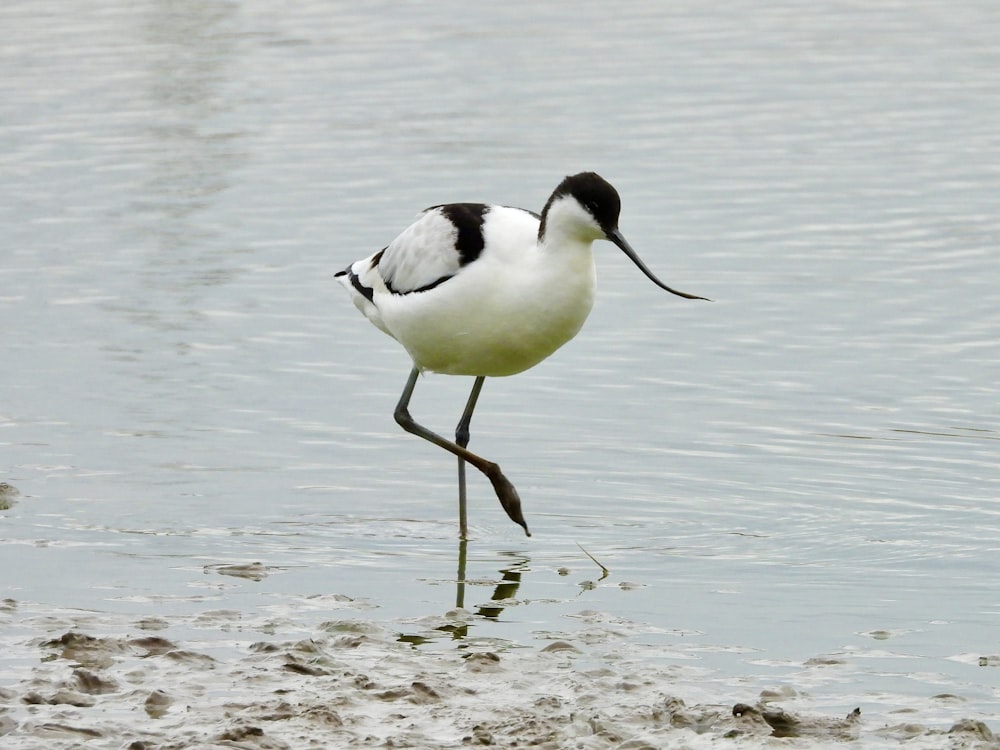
[379,246,597,377]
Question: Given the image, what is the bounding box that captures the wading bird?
[336,172,708,538]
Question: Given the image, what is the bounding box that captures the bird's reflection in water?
[398,542,529,644]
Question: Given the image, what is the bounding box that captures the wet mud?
[1,599,997,749]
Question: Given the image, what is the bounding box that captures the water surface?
[2,1,999,746]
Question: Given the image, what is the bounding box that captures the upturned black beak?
[607,228,710,301]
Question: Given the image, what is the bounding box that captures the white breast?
[378,207,597,377]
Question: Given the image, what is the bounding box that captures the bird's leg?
[454,376,485,540]
[394,367,530,537]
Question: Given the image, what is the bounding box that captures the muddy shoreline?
[2,599,996,749]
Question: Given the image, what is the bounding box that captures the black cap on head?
[540,172,621,237]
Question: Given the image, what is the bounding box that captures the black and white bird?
[335,172,708,538]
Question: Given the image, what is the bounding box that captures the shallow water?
[3,0,1000,747]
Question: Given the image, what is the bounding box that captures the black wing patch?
[379,203,491,296]
[335,250,386,304]
[385,273,452,296]
[349,271,375,303]
[428,203,488,266]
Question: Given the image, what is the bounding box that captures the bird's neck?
[537,196,603,248]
